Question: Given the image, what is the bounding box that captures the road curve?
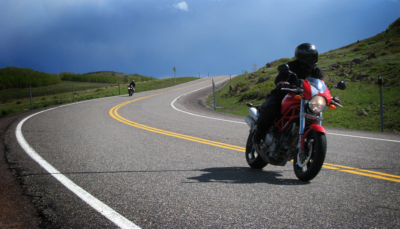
[5,76,400,228]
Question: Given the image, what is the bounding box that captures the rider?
[128,80,136,96]
[130,80,136,89]
[253,43,325,145]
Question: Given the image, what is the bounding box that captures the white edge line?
[327,133,400,143]
[15,99,140,229]
[171,77,245,124]
[171,77,400,144]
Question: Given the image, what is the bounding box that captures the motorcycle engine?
[261,124,299,162]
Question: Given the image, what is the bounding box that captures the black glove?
[277,82,291,89]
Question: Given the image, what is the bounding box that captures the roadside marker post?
[173,67,176,84]
[29,85,33,110]
[378,75,384,132]
[212,79,216,110]
[73,85,75,102]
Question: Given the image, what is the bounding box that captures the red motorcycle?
[245,64,346,181]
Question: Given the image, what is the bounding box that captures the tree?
[252,63,258,77]
[252,63,258,72]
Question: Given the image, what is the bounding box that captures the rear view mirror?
[277,64,290,73]
[330,81,346,90]
[336,81,346,90]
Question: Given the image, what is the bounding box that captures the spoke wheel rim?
[247,146,259,162]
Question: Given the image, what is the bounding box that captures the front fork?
[297,99,324,151]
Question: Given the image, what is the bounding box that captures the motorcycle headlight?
[308,96,326,114]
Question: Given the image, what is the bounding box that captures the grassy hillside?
[208,18,400,133]
[0,67,61,89]
[0,67,157,90]
[0,76,198,117]
[60,71,156,83]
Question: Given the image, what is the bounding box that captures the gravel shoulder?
[0,110,41,228]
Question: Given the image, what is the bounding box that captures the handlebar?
[281,88,303,93]
[330,100,343,107]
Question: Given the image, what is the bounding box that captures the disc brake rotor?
[296,141,313,168]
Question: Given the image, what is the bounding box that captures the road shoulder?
[0,111,41,228]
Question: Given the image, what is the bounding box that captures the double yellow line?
[110,78,244,152]
[109,78,400,183]
[323,163,400,183]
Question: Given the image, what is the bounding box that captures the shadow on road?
[19,166,308,186]
[186,167,309,185]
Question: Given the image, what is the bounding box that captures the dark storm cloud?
[1,0,399,78]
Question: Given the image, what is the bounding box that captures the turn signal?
[294,95,302,100]
[329,104,337,110]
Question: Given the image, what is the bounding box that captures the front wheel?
[293,130,326,181]
[245,131,268,169]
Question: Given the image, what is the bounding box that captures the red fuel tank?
[281,93,300,114]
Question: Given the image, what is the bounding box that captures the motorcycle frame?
[274,103,300,132]
[274,97,326,151]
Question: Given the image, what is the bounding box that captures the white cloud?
[174,1,188,11]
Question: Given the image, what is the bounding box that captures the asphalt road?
[4,75,400,228]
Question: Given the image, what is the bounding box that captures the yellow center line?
[323,163,400,182]
[109,77,400,183]
[110,77,246,152]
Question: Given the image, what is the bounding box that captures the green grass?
[0,77,198,117]
[60,71,156,83]
[207,18,400,133]
[0,81,114,101]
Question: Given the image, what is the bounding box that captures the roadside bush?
[352,46,363,52]
[0,67,61,89]
[61,74,119,83]
[388,46,400,53]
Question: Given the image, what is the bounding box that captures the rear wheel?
[293,130,326,181]
[245,131,268,169]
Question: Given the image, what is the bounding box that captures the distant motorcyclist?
[253,43,325,145]
[128,80,136,96]
[130,80,136,89]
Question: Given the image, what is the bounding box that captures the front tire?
[245,131,268,169]
[293,130,326,181]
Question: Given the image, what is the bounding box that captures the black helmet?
[295,43,318,70]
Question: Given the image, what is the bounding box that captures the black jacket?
[275,60,324,85]
[271,60,324,97]
[129,81,136,88]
